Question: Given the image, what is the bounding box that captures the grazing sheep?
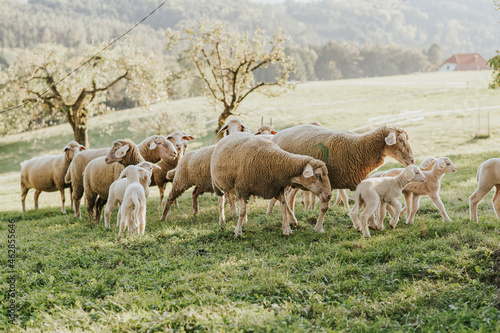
[151,130,195,210]
[118,170,152,236]
[84,137,176,222]
[469,158,500,222]
[400,157,457,225]
[64,148,109,217]
[349,165,425,238]
[271,124,415,232]
[104,163,160,228]
[211,132,332,236]
[21,141,85,213]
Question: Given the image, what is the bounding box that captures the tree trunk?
[74,125,89,148]
[215,108,233,141]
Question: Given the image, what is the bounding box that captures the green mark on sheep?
[317,142,329,162]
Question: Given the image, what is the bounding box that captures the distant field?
[1,71,500,331]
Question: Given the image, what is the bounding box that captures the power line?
[0,0,168,115]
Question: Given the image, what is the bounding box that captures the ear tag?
[385,132,396,145]
[438,161,446,170]
[405,169,415,181]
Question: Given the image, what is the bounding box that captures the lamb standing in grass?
[401,157,457,225]
[104,163,160,229]
[118,169,152,236]
[21,141,85,213]
[211,132,332,236]
[469,158,500,222]
[349,165,426,238]
[271,124,415,232]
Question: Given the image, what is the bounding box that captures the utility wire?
[0,0,168,115]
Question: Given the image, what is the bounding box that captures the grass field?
[2,71,500,331]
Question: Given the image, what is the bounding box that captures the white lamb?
[349,165,426,238]
[104,163,159,229]
[469,158,500,222]
[118,170,152,236]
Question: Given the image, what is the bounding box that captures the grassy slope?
[1,71,500,331]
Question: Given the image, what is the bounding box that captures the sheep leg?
[192,186,201,215]
[69,187,74,211]
[234,198,247,237]
[72,183,84,218]
[367,212,377,230]
[333,190,342,207]
[303,191,311,209]
[137,204,147,235]
[376,202,387,231]
[85,192,97,222]
[266,198,277,214]
[339,189,350,209]
[161,183,188,221]
[388,199,403,229]
[104,204,113,229]
[493,185,500,219]
[359,202,377,238]
[469,185,491,222]
[405,194,420,225]
[21,187,29,212]
[227,193,238,215]
[277,191,293,235]
[218,195,226,228]
[313,199,330,233]
[157,184,165,210]
[348,201,362,232]
[174,198,179,208]
[59,189,66,214]
[34,190,41,210]
[428,193,451,222]
[95,197,106,222]
[286,187,300,214]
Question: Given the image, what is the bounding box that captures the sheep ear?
[254,131,261,135]
[420,157,434,169]
[385,132,397,146]
[437,160,446,170]
[183,135,195,141]
[271,130,277,135]
[79,145,86,151]
[303,164,314,178]
[405,168,415,181]
[217,124,228,135]
[115,145,130,158]
[149,141,157,150]
[242,124,249,132]
[152,164,161,170]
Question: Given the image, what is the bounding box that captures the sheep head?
[254,125,277,135]
[148,135,178,161]
[218,117,250,136]
[290,161,332,203]
[381,126,415,167]
[166,130,195,155]
[434,157,457,173]
[63,141,86,162]
[403,165,426,183]
[105,140,135,164]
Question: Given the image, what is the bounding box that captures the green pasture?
[1,71,500,331]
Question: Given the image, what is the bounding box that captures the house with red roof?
[438,53,491,72]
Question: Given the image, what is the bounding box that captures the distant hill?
[0,0,498,59]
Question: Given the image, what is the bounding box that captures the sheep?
[349,165,426,238]
[104,163,160,229]
[84,137,177,222]
[118,169,152,236]
[21,141,85,213]
[366,156,437,227]
[270,124,415,232]
[211,132,332,236]
[161,119,249,221]
[64,148,109,217]
[469,158,500,222]
[160,145,217,221]
[151,131,195,210]
[254,124,277,135]
[399,157,457,225]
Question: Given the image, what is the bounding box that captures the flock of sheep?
[19,118,500,237]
